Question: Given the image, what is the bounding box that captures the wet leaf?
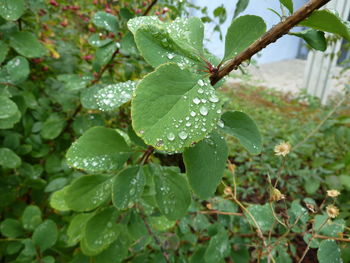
[0,147,21,169]
[92,11,119,34]
[317,240,342,263]
[10,32,46,58]
[291,29,327,51]
[32,220,58,252]
[0,0,26,21]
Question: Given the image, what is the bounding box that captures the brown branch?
[210,0,332,86]
[138,206,170,263]
[143,0,158,16]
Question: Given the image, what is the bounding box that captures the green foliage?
[0,0,349,262]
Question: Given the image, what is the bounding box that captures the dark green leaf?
[0,147,21,168]
[183,132,228,199]
[205,230,229,263]
[0,219,24,238]
[21,205,42,231]
[280,0,293,14]
[0,96,19,119]
[213,6,227,24]
[291,29,327,51]
[224,15,266,62]
[92,11,119,34]
[10,32,46,58]
[221,111,262,154]
[300,9,350,41]
[233,0,250,19]
[317,240,342,263]
[154,167,191,220]
[0,0,26,21]
[40,114,66,140]
[32,220,58,252]
[66,127,131,172]
[67,213,95,246]
[247,203,275,232]
[112,166,145,209]
[0,40,9,64]
[65,175,112,212]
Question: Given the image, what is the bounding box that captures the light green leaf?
[127,16,163,35]
[183,132,228,199]
[291,29,327,51]
[92,11,119,34]
[82,81,137,111]
[21,205,42,231]
[88,34,113,47]
[317,240,343,263]
[10,32,46,58]
[154,167,191,220]
[112,166,145,209]
[0,56,30,84]
[131,63,223,152]
[0,40,9,64]
[57,74,93,91]
[300,9,350,41]
[247,203,275,232]
[233,0,250,19]
[50,187,70,212]
[224,15,266,61]
[66,126,131,172]
[67,213,95,246]
[280,0,293,14]
[40,114,66,140]
[32,220,58,252]
[0,0,26,21]
[205,230,229,263]
[314,215,345,238]
[0,219,24,238]
[0,147,21,169]
[149,216,176,231]
[221,111,262,154]
[65,175,112,212]
[83,208,121,255]
[0,96,18,119]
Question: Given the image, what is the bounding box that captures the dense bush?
[0,0,350,262]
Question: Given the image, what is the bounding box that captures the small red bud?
[49,0,59,7]
[42,66,49,71]
[135,9,142,14]
[60,20,68,27]
[38,9,47,16]
[88,26,96,32]
[83,55,93,61]
[155,11,160,15]
[105,7,112,13]
[93,0,98,4]
[142,1,147,7]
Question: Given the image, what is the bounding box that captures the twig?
[91,49,119,85]
[143,0,158,16]
[293,95,346,151]
[210,0,331,86]
[198,210,243,216]
[137,205,170,263]
[314,235,350,242]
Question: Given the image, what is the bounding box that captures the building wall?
[190,0,308,64]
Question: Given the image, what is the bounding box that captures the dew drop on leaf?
[200,106,208,116]
[179,131,188,140]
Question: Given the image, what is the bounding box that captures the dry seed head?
[270,187,285,202]
[327,189,340,198]
[224,186,233,196]
[326,205,339,218]
[274,141,291,157]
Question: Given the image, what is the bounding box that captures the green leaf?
[317,240,343,263]
[314,215,345,237]
[0,219,24,238]
[205,230,229,263]
[0,0,26,21]
[40,114,66,140]
[50,187,70,212]
[32,220,58,252]
[154,167,191,220]
[0,56,30,84]
[0,147,21,169]
[83,208,121,255]
[21,205,42,231]
[67,213,95,246]
[112,166,145,209]
[183,132,228,199]
[65,175,112,212]
[66,126,131,172]
[0,96,18,119]
[291,29,327,51]
[131,63,223,152]
[221,111,262,154]
[0,111,21,129]
[92,11,119,34]
[280,0,293,14]
[127,16,163,35]
[57,74,93,91]
[213,5,227,24]
[88,34,113,47]
[94,42,118,70]
[247,203,275,232]
[0,40,9,64]
[233,0,250,19]
[224,15,266,61]
[10,32,46,58]
[149,216,176,231]
[82,81,137,111]
[300,9,350,41]
[132,17,204,68]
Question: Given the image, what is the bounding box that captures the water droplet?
[197,79,205,86]
[209,95,219,103]
[178,131,188,140]
[218,120,224,128]
[185,122,191,127]
[167,132,175,141]
[198,88,204,94]
[156,139,164,147]
[167,53,175,59]
[217,109,222,114]
[139,130,144,134]
[190,111,196,117]
[199,106,208,116]
[193,97,201,104]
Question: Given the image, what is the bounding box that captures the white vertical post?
[303,0,350,104]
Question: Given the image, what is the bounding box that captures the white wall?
[190,0,308,64]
